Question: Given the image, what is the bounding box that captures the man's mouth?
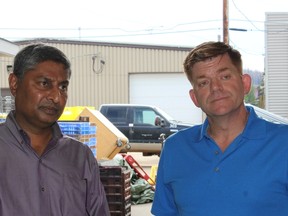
[210,96,227,103]
[40,106,59,115]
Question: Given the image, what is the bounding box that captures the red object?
[122,154,156,186]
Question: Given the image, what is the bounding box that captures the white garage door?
[129,73,203,124]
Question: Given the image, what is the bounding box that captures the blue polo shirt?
[151,106,288,216]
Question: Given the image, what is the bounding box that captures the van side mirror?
[155,116,165,127]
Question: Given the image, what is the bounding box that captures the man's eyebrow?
[217,67,230,73]
[194,75,207,80]
[60,80,69,85]
[193,67,231,82]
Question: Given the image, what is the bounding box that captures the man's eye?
[198,81,208,87]
[222,75,231,80]
[59,84,68,92]
[40,81,49,87]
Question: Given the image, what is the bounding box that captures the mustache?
[39,102,61,111]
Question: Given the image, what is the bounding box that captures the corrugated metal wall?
[0,56,13,87]
[265,12,288,118]
[0,39,191,109]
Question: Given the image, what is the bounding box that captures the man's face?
[189,53,251,117]
[9,60,70,130]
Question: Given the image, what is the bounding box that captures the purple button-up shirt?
[0,111,110,216]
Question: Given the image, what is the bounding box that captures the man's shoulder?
[0,120,13,137]
[57,135,96,159]
[266,120,288,133]
[166,124,203,143]
[61,135,88,146]
[178,124,202,134]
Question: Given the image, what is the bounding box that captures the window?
[134,108,157,125]
[106,107,127,124]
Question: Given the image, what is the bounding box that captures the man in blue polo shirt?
[151,41,288,216]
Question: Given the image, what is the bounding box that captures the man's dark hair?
[183,41,242,84]
[13,43,71,79]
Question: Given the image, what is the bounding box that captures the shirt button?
[215,150,219,155]
[214,167,220,172]
[41,187,45,192]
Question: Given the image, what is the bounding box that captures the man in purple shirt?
[0,44,110,215]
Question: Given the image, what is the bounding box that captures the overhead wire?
[228,0,266,58]
[230,0,262,31]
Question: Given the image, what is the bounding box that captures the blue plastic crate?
[90,147,97,157]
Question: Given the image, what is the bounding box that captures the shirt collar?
[242,105,267,140]
[6,110,63,144]
[198,105,266,141]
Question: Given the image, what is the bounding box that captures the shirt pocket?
[61,174,88,216]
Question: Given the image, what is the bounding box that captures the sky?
[1,0,287,71]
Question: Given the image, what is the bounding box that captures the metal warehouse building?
[0,39,203,124]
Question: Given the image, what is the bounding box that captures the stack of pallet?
[99,166,131,216]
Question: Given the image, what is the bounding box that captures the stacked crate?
[99,166,131,216]
[58,121,97,157]
[0,96,15,114]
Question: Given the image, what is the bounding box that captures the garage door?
[129,73,203,124]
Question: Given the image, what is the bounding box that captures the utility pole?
[223,0,229,44]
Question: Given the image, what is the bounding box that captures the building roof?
[14,38,193,51]
[0,38,19,57]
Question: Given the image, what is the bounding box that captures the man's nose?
[47,87,60,103]
[210,79,223,91]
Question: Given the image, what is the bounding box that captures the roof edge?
[13,38,193,51]
[0,38,19,57]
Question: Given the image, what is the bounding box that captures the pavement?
[131,202,153,216]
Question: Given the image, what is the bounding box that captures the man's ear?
[242,74,252,95]
[189,89,200,108]
[8,73,18,97]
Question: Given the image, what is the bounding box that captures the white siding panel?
[0,56,13,88]
[265,12,288,118]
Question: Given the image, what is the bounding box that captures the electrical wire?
[230,0,262,31]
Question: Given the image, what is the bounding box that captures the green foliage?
[244,69,265,107]
[245,86,257,105]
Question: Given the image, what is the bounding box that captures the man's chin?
[38,114,60,126]
[208,106,234,116]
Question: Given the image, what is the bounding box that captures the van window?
[134,108,157,125]
[106,107,127,123]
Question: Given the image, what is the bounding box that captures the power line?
[230,0,262,31]
[0,19,266,33]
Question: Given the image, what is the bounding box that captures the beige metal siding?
[0,39,191,110]
[0,56,13,88]
[265,12,288,118]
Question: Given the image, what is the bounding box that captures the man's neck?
[207,110,249,152]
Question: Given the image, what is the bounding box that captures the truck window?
[106,107,127,124]
[134,108,157,125]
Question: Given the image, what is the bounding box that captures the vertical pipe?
[223,0,229,44]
